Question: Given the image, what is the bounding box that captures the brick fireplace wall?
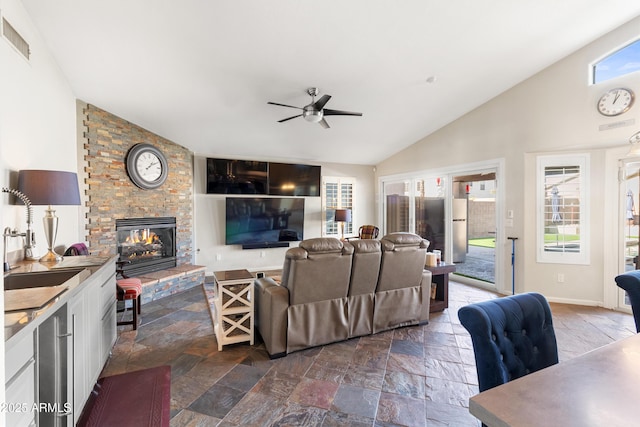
[79,103,194,266]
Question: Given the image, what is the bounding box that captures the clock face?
[598,88,634,116]
[126,144,168,189]
[136,151,163,182]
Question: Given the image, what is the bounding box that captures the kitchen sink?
[4,268,89,291]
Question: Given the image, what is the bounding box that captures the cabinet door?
[5,331,36,427]
[70,293,88,420]
[71,265,116,424]
[101,303,117,361]
[86,277,103,385]
[99,273,117,366]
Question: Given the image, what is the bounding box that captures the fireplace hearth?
[116,217,177,276]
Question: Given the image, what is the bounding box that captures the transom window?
[593,39,640,84]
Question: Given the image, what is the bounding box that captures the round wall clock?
[126,143,168,189]
[597,88,634,116]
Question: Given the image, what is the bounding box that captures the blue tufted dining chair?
[458,292,559,393]
[614,270,640,332]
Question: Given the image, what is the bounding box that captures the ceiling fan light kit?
[303,107,323,123]
[268,87,362,129]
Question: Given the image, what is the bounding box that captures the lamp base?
[40,206,61,263]
[39,249,62,263]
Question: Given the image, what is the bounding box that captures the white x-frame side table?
[212,269,254,351]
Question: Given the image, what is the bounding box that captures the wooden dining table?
[469,333,640,427]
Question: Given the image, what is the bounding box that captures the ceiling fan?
[268,87,362,129]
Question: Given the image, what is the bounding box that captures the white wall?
[1,0,82,257]
[376,15,640,306]
[0,0,81,420]
[193,156,375,273]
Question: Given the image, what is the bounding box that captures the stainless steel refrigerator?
[452,198,467,263]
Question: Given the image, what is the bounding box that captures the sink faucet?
[3,227,25,272]
[2,187,37,263]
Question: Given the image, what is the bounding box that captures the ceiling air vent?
[2,17,30,60]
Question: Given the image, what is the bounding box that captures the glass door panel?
[384,180,411,234]
[415,177,446,257]
[451,172,497,284]
[620,161,640,309]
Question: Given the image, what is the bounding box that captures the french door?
[381,169,498,287]
[619,159,640,309]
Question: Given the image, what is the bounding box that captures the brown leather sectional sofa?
[254,232,432,358]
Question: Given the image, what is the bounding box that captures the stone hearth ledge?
[135,264,206,304]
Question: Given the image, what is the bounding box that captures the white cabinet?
[71,262,116,425]
[4,258,117,426]
[5,331,36,427]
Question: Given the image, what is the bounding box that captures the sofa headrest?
[380,233,429,251]
[286,238,353,260]
[349,239,381,253]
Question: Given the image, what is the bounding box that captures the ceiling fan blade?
[319,118,330,129]
[312,95,331,111]
[323,108,363,117]
[268,102,303,110]
[278,114,302,123]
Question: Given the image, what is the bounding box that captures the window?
[593,39,640,84]
[537,154,590,264]
[322,177,354,237]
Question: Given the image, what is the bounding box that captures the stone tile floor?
[104,281,636,426]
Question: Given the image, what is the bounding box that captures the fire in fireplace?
[115,217,177,276]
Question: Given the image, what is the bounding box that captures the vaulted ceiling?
[21,1,640,164]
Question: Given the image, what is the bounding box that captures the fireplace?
[115,217,177,277]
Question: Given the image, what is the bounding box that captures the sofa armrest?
[420,270,432,324]
[254,277,289,358]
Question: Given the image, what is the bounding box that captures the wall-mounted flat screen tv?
[268,162,321,196]
[206,158,268,194]
[225,197,305,249]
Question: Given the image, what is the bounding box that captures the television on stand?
[225,197,305,249]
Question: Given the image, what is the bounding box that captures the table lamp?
[334,208,352,241]
[18,170,81,262]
